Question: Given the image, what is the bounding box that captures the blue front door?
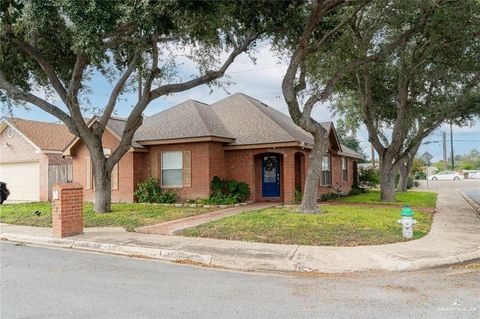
[262,155,280,197]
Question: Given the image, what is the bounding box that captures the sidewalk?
[1,189,479,273]
[135,202,274,235]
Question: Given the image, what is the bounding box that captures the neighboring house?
[0,118,74,201]
[64,93,363,204]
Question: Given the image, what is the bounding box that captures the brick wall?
[225,147,309,203]
[318,154,355,196]
[52,183,83,238]
[147,141,225,201]
[70,131,357,204]
[71,130,138,203]
[133,152,149,191]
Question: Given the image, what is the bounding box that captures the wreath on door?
[264,156,276,171]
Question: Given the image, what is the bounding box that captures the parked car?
[469,171,480,179]
[428,171,464,181]
[0,182,10,204]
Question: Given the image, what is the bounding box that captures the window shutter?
[183,151,191,187]
[85,158,92,190]
[111,163,119,190]
[158,152,162,184]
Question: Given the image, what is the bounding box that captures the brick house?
[0,118,73,201]
[64,93,362,204]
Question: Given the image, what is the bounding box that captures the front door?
[262,155,280,197]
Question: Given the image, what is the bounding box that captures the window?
[161,151,183,187]
[321,156,331,185]
[342,157,348,182]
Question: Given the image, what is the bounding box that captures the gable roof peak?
[0,116,74,152]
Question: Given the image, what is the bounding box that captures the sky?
[1,43,479,162]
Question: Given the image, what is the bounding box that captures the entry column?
[52,183,84,238]
[283,150,296,204]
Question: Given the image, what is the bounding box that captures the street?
[1,243,479,319]
[418,179,480,206]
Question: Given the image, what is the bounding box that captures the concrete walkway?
[1,189,479,273]
[135,202,274,235]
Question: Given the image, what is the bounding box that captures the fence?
[48,164,73,200]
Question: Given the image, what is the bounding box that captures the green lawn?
[0,202,215,231]
[331,190,437,208]
[179,205,433,246]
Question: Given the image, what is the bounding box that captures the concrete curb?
[0,233,213,266]
[2,232,479,273]
[459,190,480,218]
[391,249,480,271]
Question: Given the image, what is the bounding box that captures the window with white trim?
[161,151,183,187]
[321,156,331,185]
[342,157,348,182]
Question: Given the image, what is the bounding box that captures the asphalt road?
[418,179,480,206]
[464,189,480,206]
[1,243,479,319]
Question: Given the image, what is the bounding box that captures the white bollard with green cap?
[397,205,417,239]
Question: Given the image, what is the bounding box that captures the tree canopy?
[0,0,300,212]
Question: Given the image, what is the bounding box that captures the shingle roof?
[211,93,333,146]
[134,100,233,142]
[59,93,362,159]
[103,117,145,148]
[3,117,74,152]
[339,144,363,159]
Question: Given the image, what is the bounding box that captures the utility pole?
[450,123,454,170]
[442,131,447,170]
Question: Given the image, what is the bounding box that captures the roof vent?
[7,127,14,138]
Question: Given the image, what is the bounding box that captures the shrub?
[134,178,162,203]
[294,186,302,203]
[156,189,178,204]
[236,182,251,202]
[209,176,251,203]
[203,193,239,205]
[349,186,365,195]
[134,178,178,203]
[357,166,380,190]
[319,192,341,201]
[415,171,426,180]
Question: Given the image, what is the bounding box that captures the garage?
[0,161,40,201]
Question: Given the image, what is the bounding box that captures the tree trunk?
[397,163,408,192]
[92,158,112,213]
[379,163,397,202]
[299,134,328,213]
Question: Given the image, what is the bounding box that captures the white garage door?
[0,162,40,201]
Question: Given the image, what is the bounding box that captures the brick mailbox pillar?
[52,183,84,238]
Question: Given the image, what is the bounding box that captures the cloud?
[3,39,479,160]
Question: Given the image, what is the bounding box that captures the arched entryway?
[294,152,306,194]
[254,152,283,201]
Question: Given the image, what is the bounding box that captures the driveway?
[1,243,479,319]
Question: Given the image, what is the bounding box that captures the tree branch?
[96,51,139,135]
[12,38,69,106]
[0,70,77,134]
[149,32,261,100]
